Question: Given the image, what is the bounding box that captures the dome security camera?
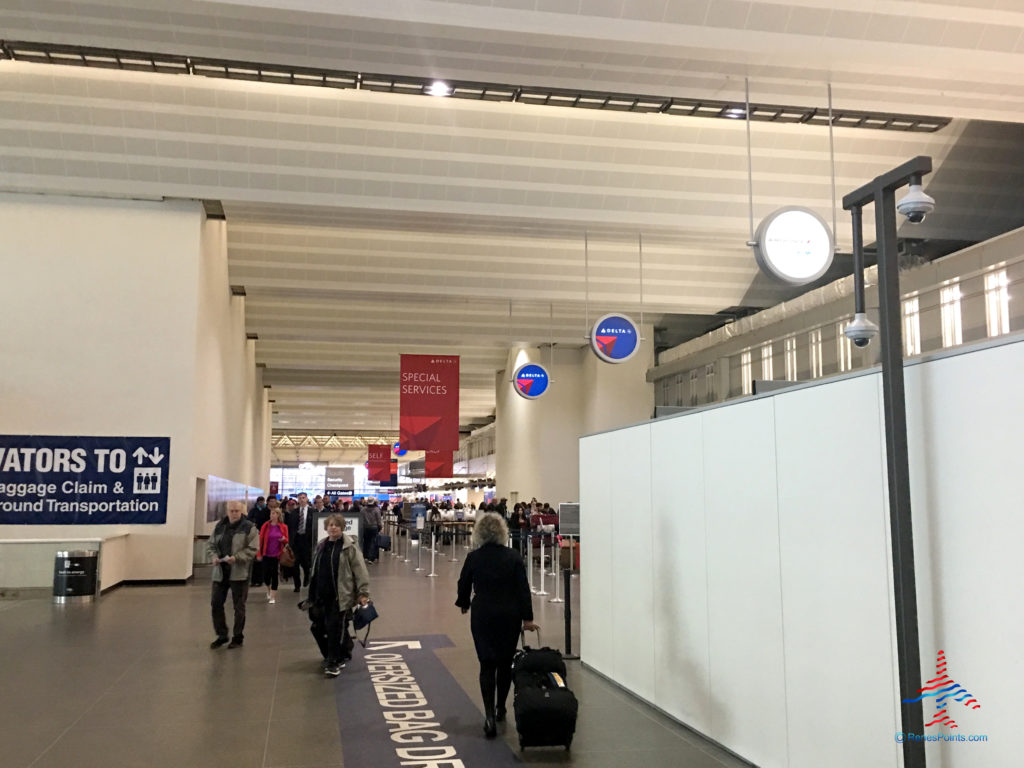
[896,183,935,224]
[844,312,879,348]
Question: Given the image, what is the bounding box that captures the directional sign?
[0,435,170,524]
[512,363,550,399]
[590,312,640,363]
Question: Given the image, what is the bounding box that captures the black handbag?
[352,602,379,647]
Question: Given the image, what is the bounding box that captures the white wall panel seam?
[770,398,792,766]
[698,414,712,733]
[875,371,904,761]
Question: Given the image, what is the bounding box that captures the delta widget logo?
[392,442,407,457]
[590,313,639,363]
[513,363,550,400]
[902,650,981,729]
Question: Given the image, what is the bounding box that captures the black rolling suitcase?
[512,629,578,750]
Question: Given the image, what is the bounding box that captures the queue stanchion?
[549,550,564,604]
[450,526,459,562]
[427,529,438,577]
[402,524,412,564]
[528,533,537,594]
[547,532,558,576]
[414,531,424,572]
[536,535,549,596]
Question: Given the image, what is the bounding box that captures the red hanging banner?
[367,444,391,482]
[400,354,460,450]
[424,450,454,479]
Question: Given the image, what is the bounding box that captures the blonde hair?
[472,512,509,549]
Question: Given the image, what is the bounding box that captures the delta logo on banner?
[513,363,550,400]
[425,450,454,479]
[367,445,391,483]
[590,312,640,363]
[400,355,460,451]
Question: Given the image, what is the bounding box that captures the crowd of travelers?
[207,488,559,722]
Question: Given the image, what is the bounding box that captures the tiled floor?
[1,540,754,768]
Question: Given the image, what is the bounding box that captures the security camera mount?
[843,155,933,768]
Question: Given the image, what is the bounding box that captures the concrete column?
[495,327,655,504]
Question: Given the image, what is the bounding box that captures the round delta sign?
[590,313,640,363]
[753,207,834,285]
[513,363,550,400]
[392,442,407,457]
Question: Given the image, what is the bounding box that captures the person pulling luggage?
[306,513,371,677]
[455,512,537,738]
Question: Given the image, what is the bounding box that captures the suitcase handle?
[520,626,540,649]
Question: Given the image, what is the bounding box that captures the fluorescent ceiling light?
[428,80,451,97]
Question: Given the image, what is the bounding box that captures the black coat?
[456,542,533,662]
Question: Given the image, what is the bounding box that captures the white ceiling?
[2,0,1024,444]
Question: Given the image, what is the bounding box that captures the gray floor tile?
[2,555,754,768]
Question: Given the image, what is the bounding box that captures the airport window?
[740,350,752,395]
[984,269,1010,337]
[705,364,716,401]
[761,342,774,380]
[784,336,797,381]
[808,328,823,378]
[940,282,963,348]
[689,370,699,406]
[903,297,921,356]
[837,321,853,372]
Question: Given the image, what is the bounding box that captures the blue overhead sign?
[0,435,170,524]
[590,313,640,363]
[513,363,550,400]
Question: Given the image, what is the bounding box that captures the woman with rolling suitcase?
[455,512,537,739]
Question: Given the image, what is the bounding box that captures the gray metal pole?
[874,186,925,759]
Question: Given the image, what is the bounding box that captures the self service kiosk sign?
[0,435,170,524]
[590,313,640,363]
[513,363,550,400]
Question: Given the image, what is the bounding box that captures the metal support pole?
[875,185,925,758]
[414,529,424,572]
[842,156,931,768]
[427,530,437,577]
[562,568,578,660]
[402,524,411,563]
[537,537,548,595]
[450,527,459,562]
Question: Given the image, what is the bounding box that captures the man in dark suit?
[286,492,315,592]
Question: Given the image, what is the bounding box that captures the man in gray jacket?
[207,504,259,649]
[358,497,382,563]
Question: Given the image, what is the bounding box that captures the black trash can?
[53,550,99,604]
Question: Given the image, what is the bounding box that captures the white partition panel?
[607,424,655,701]
[702,399,788,767]
[906,341,1024,768]
[581,335,1024,768]
[579,431,613,674]
[773,376,899,768]
[650,416,711,732]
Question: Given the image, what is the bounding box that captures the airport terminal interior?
[3,1,1024,767]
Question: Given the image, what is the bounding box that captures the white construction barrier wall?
[580,336,1024,768]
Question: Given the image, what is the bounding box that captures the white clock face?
[754,207,834,285]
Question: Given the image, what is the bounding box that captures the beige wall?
[0,193,265,580]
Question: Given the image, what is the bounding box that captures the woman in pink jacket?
[257,507,289,604]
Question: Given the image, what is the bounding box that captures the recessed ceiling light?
[428,81,451,97]
[726,108,746,118]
